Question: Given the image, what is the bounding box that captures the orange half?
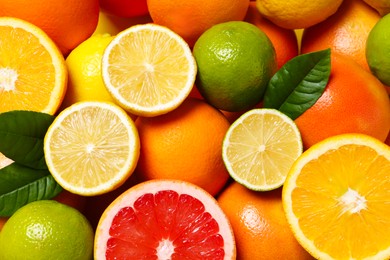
[283,133,390,260]
[0,17,67,115]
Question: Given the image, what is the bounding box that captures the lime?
[222,108,303,191]
[193,21,277,112]
[0,200,94,260]
[61,33,116,109]
[366,13,390,86]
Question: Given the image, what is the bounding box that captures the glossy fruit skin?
[147,0,250,47]
[301,0,380,71]
[193,21,277,112]
[244,1,298,69]
[295,53,390,149]
[0,0,100,55]
[0,200,94,260]
[135,98,231,196]
[366,13,390,86]
[217,182,314,259]
[99,0,149,18]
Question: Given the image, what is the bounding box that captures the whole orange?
[0,0,100,56]
[99,0,149,18]
[146,0,250,47]
[295,53,390,149]
[135,98,231,196]
[217,182,313,259]
[244,1,298,69]
[301,0,380,71]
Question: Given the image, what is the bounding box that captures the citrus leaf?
[0,174,62,217]
[0,110,54,169]
[263,48,331,120]
[0,162,49,194]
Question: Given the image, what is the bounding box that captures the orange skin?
[0,0,100,56]
[99,0,149,18]
[217,182,314,259]
[135,98,231,196]
[244,1,299,69]
[147,0,250,47]
[295,53,390,149]
[301,0,380,71]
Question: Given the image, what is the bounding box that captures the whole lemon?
[193,21,277,112]
[61,34,116,109]
[0,200,94,260]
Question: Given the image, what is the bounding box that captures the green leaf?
[0,163,49,194]
[0,110,54,169]
[0,173,62,217]
[263,48,331,120]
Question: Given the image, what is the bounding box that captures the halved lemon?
[0,17,67,115]
[222,108,303,191]
[44,101,140,196]
[101,23,197,117]
[283,133,390,260]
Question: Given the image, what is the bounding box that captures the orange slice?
[94,179,236,259]
[44,101,140,196]
[101,23,197,117]
[283,133,390,260]
[0,17,67,115]
[222,108,303,191]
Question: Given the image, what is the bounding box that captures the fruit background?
[0,0,390,259]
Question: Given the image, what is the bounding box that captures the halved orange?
[94,179,236,259]
[0,17,67,115]
[283,133,390,260]
[44,101,140,196]
[101,23,197,117]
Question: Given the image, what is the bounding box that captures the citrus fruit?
[301,0,380,71]
[0,0,99,56]
[102,23,197,117]
[294,53,390,149]
[135,98,231,196]
[147,0,250,47]
[363,0,390,15]
[217,183,313,259]
[244,1,299,69]
[0,17,67,115]
[222,108,303,191]
[61,34,116,109]
[99,0,149,18]
[0,200,94,260]
[283,133,390,260]
[193,21,277,112]
[255,0,343,29]
[366,13,390,86]
[94,179,236,259]
[44,101,140,196]
[93,11,153,36]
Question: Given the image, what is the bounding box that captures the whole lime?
[193,21,277,112]
[366,13,390,86]
[0,200,94,260]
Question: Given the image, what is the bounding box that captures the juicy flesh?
[291,144,390,259]
[0,26,56,112]
[226,112,301,187]
[106,190,225,259]
[48,106,131,189]
[106,29,192,108]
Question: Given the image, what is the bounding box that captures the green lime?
[0,200,94,260]
[366,13,390,86]
[193,21,277,112]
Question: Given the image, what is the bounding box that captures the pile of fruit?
[0,0,390,259]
